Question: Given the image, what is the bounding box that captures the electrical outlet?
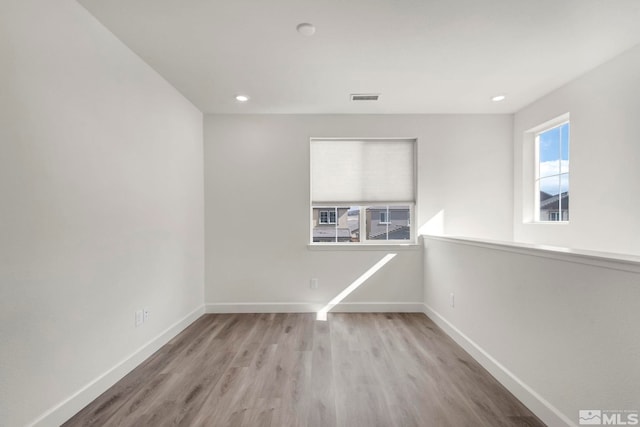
[135,310,143,327]
[143,308,150,323]
[310,278,319,289]
[450,293,455,308]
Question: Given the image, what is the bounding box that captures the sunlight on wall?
[316,253,397,321]
[418,209,445,236]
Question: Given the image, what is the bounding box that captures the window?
[367,206,411,240]
[535,122,569,222]
[319,210,337,224]
[312,206,358,242]
[310,138,416,244]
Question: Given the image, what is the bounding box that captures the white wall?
[0,1,204,425]
[514,44,640,255]
[204,114,512,309]
[423,236,640,427]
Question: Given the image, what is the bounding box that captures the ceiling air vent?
[350,93,380,101]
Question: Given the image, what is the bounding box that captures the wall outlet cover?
[135,310,143,327]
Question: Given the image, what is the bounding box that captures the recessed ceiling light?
[491,94,506,102]
[296,23,316,36]
[235,95,249,102]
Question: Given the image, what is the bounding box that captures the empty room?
[2,0,640,426]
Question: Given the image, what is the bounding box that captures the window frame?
[379,210,390,225]
[534,120,570,223]
[523,113,570,225]
[310,204,415,245]
[309,137,417,246]
[318,209,337,224]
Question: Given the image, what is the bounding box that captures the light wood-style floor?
[64,313,545,426]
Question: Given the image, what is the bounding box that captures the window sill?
[307,243,422,251]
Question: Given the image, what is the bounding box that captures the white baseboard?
[205,301,424,314]
[206,302,322,313]
[421,303,575,427]
[29,305,205,427]
[329,302,424,312]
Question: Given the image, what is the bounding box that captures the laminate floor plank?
[398,313,538,426]
[392,314,515,427]
[308,319,337,427]
[64,313,545,427]
[63,315,218,427]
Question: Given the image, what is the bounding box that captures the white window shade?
[311,139,415,204]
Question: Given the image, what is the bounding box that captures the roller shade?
[311,139,415,204]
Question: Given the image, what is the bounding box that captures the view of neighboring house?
[365,207,411,240]
[312,206,411,242]
[540,191,569,221]
[312,207,352,242]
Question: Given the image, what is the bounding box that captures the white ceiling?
[78,0,640,114]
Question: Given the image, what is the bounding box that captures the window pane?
[560,173,569,194]
[539,175,559,197]
[560,123,570,173]
[535,119,569,223]
[380,211,389,224]
[538,126,561,178]
[539,176,560,221]
[539,126,561,162]
[346,207,360,242]
[560,174,569,221]
[312,207,359,243]
[365,206,411,240]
